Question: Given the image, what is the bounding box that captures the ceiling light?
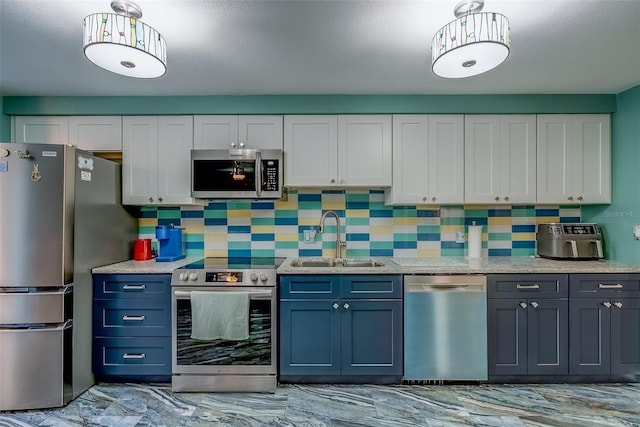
[432,0,510,79]
[83,0,167,78]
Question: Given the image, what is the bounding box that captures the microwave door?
[255,151,263,198]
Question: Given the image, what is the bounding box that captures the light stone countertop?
[92,257,202,274]
[92,256,640,275]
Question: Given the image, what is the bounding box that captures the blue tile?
[394,241,417,249]
[252,201,274,209]
[370,209,393,217]
[299,249,323,257]
[275,217,298,225]
[186,241,204,249]
[417,210,440,217]
[417,233,440,241]
[322,189,345,194]
[252,233,275,241]
[298,193,321,202]
[370,189,385,194]
[158,206,180,212]
[512,205,536,210]
[441,241,464,249]
[370,248,394,257]
[512,224,536,233]
[321,209,345,217]
[489,209,512,217]
[512,241,535,249]
[228,249,251,258]
[489,248,512,256]
[346,201,369,210]
[204,202,228,210]
[536,208,559,216]
[228,226,251,234]
[158,218,181,226]
[140,210,157,218]
[181,210,204,218]
[346,233,370,241]
[204,218,227,226]
[560,217,581,223]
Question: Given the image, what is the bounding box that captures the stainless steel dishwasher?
[404,275,488,381]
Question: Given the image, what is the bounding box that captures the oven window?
[192,160,256,191]
[175,298,272,366]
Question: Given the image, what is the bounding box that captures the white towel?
[190,291,249,340]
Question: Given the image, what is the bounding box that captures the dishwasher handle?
[405,283,486,293]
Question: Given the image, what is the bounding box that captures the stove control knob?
[188,272,198,281]
[260,273,268,282]
[179,272,189,281]
[250,273,259,282]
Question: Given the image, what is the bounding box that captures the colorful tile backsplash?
[138,189,581,259]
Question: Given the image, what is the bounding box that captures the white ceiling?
[1,0,639,97]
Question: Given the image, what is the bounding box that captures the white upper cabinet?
[69,116,122,151]
[284,115,392,187]
[537,114,611,204]
[122,116,197,205]
[465,115,536,204]
[385,115,464,205]
[194,115,283,149]
[13,116,69,144]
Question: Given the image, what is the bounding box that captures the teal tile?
[393,208,416,217]
[441,217,464,225]
[512,248,536,256]
[488,233,512,241]
[275,241,299,249]
[298,201,321,210]
[228,241,251,250]
[228,200,251,210]
[393,233,417,241]
[441,248,465,256]
[370,241,394,249]
[346,217,370,226]
[252,217,275,226]
[346,249,370,257]
[465,209,489,217]
[204,210,227,219]
[346,193,370,203]
[512,208,535,217]
[275,210,298,218]
[139,226,156,235]
[158,210,181,219]
[250,249,276,258]
[418,225,441,233]
[185,234,204,242]
[186,248,205,257]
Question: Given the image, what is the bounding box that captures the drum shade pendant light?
[83,0,167,78]
[432,0,510,78]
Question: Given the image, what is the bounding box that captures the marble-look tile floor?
[2,383,640,427]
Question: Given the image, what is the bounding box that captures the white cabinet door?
[157,116,194,205]
[13,116,68,144]
[122,116,159,205]
[385,115,430,204]
[337,115,392,186]
[123,116,196,205]
[465,115,501,204]
[69,116,122,152]
[466,115,536,204]
[193,115,238,149]
[537,114,610,204]
[428,115,464,204]
[238,115,283,149]
[500,115,536,204]
[574,115,611,204]
[284,115,338,186]
[194,115,283,150]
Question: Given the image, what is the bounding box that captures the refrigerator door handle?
[0,320,72,332]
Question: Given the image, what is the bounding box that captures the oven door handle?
[173,290,273,300]
[255,150,263,198]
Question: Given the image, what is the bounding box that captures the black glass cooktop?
[180,257,285,270]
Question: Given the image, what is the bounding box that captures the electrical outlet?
[634,225,640,240]
[456,230,465,243]
[303,229,317,243]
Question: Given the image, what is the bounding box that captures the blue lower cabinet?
[279,275,403,383]
[93,274,172,382]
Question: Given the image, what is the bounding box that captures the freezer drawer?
[404,275,488,381]
[0,322,72,410]
[0,287,72,325]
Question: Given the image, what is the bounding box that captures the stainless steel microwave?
[191,148,283,199]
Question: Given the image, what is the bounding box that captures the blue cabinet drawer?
[341,275,402,299]
[280,275,341,299]
[94,337,171,379]
[94,274,171,300]
[488,274,569,299]
[93,299,171,337]
[570,274,640,298]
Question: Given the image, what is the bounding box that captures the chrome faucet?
[319,210,347,261]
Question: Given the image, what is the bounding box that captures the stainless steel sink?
[289,258,385,268]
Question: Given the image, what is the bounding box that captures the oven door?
[172,286,276,375]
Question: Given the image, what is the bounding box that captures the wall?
[583,85,640,263]
[0,97,9,141]
[138,189,580,259]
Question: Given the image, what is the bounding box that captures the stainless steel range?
[171,257,283,393]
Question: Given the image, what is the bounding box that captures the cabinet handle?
[568,196,574,201]
[598,283,623,289]
[530,301,539,308]
[333,303,339,310]
[519,302,527,309]
[504,196,510,202]
[122,284,146,291]
[577,196,584,201]
[343,302,350,310]
[330,179,336,184]
[422,197,427,202]
[158,197,163,202]
[122,353,146,360]
[516,284,540,289]
[431,196,436,202]
[603,301,612,308]
[494,196,500,202]
[122,315,146,321]
[149,197,154,203]
[614,301,623,308]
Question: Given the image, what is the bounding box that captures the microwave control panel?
[263,160,279,191]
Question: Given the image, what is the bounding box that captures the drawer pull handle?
[122,353,146,359]
[122,284,146,291]
[598,283,623,289]
[516,284,540,289]
[122,315,146,321]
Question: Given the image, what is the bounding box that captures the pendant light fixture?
[432,0,510,79]
[83,0,167,78]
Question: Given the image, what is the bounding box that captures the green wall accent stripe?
[3,94,617,115]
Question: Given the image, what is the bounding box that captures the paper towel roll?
[468,225,483,258]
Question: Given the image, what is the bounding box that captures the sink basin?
[289,258,385,268]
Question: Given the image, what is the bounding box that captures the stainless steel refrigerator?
[0,142,137,411]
